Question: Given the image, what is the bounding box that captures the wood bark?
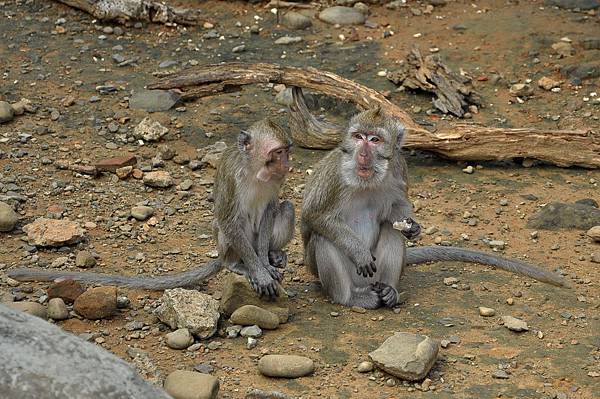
[148,62,599,168]
[55,0,203,25]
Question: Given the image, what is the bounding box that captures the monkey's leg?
[372,224,406,308]
[268,200,295,269]
[312,234,382,309]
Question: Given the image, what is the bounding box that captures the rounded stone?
[47,298,69,320]
[0,101,14,123]
[318,6,366,25]
[478,307,496,317]
[282,11,312,30]
[258,355,315,378]
[131,205,155,221]
[0,201,19,232]
[47,279,85,304]
[143,171,174,188]
[587,225,600,242]
[166,328,194,350]
[240,325,262,338]
[163,370,219,399]
[357,361,374,373]
[74,286,117,320]
[230,305,279,330]
[7,301,47,319]
[75,251,97,268]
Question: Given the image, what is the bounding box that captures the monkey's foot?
[248,267,279,298]
[264,264,284,282]
[394,217,421,240]
[371,282,399,308]
[268,249,288,269]
[227,262,249,277]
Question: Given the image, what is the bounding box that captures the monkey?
[300,107,568,309]
[9,119,295,298]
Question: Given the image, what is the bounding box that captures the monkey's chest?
[344,204,380,247]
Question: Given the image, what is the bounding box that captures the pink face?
[256,144,290,182]
[352,131,381,179]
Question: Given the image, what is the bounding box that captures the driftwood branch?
[55,0,203,25]
[148,63,600,168]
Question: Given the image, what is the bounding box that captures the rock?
[0,101,14,123]
[230,305,279,330]
[6,302,47,319]
[95,154,137,173]
[143,171,174,188]
[47,298,69,320]
[116,166,133,179]
[509,83,533,97]
[282,11,312,30]
[129,89,181,112]
[319,6,366,25]
[591,253,600,263]
[274,36,303,45]
[163,370,219,399]
[552,41,574,57]
[443,277,459,286]
[368,332,439,381]
[220,274,289,323]
[354,2,369,14]
[357,361,374,373]
[134,117,169,142]
[166,328,194,350]
[47,279,85,304]
[0,201,18,232]
[74,286,118,320]
[576,198,599,208]
[544,0,600,11]
[462,165,474,174]
[538,76,561,90]
[23,218,86,247]
[155,288,220,339]
[246,389,293,399]
[247,337,258,349]
[582,37,600,50]
[240,325,262,338]
[258,355,315,378]
[502,316,529,332]
[75,251,96,268]
[527,202,600,230]
[586,226,600,242]
[226,325,242,338]
[131,205,155,221]
[560,62,600,82]
[478,307,496,317]
[492,369,510,379]
[194,363,214,374]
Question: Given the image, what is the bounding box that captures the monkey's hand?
[393,217,421,240]
[355,252,377,278]
[264,264,284,282]
[248,266,279,298]
[371,282,398,308]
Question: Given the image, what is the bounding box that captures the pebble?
[230,305,279,330]
[194,363,214,374]
[0,101,15,123]
[47,280,85,304]
[492,369,510,379]
[166,328,194,350]
[247,337,258,349]
[240,325,262,338]
[134,117,169,142]
[502,316,529,332]
[129,90,180,112]
[74,286,117,320]
[226,325,242,338]
[319,6,366,25]
[131,206,155,221]
[509,83,533,97]
[258,355,315,378]
[591,253,600,263]
[206,341,222,350]
[0,201,19,232]
[179,179,193,191]
[7,301,47,319]
[274,36,303,45]
[143,171,174,188]
[586,226,600,242]
[357,361,374,373]
[443,277,459,286]
[232,45,245,53]
[163,370,219,399]
[47,298,69,320]
[75,251,96,268]
[479,307,496,317]
[538,77,561,91]
[462,165,474,174]
[488,240,505,250]
[282,11,312,30]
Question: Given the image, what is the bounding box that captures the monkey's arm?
[256,201,283,281]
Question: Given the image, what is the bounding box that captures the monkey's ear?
[372,104,382,116]
[238,130,252,152]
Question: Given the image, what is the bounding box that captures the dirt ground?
[1,0,599,398]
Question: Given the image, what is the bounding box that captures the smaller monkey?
[9,119,295,298]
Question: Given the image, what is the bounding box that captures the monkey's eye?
[368,135,380,143]
[353,133,363,141]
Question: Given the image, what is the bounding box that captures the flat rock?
[23,218,86,247]
[240,325,262,338]
[318,6,366,25]
[163,370,219,399]
[586,226,600,242]
[75,251,96,268]
[134,117,169,142]
[95,154,137,173]
[282,11,312,30]
[368,332,439,381]
[6,301,47,319]
[47,298,69,320]
[166,328,194,350]
[527,202,600,230]
[274,36,303,45]
[143,171,174,188]
[230,305,279,330]
[0,201,18,232]
[544,0,600,10]
[129,89,181,112]
[246,389,293,399]
[47,279,85,304]
[258,355,314,378]
[131,205,155,221]
[0,101,14,123]
[74,286,117,320]
[220,274,289,323]
[155,288,220,339]
[502,316,529,332]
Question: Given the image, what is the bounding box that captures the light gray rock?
[226,325,242,338]
[166,328,194,350]
[246,389,293,399]
[131,205,155,221]
[586,226,600,242]
[134,117,169,142]
[357,361,374,373]
[282,11,312,30]
[143,171,174,188]
[0,304,171,398]
[478,307,496,317]
[156,289,220,339]
[163,370,219,399]
[129,89,181,112]
[23,218,85,247]
[247,337,258,349]
[0,101,14,124]
[502,316,529,332]
[240,325,262,338]
[527,202,600,230]
[0,201,18,232]
[318,6,366,25]
[6,302,47,319]
[230,305,279,330]
[75,251,96,268]
[258,355,315,378]
[368,332,439,381]
[275,36,303,45]
[47,298,69,321]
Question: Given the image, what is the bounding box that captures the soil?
[1,0,599,398]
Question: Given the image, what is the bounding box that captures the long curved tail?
[406,246,568,288]
[7,260,223,290]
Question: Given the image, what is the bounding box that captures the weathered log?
[0,304,170,398]
[55,0,203,25]
[148,62,600,168]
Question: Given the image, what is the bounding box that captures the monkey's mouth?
[357,167,374,178]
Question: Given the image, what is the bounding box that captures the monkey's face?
[255,142,291,183]
[341,126,390,188]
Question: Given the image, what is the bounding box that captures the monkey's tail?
[405,246,569,288]
[7,260,223,290]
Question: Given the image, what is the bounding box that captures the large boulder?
[23,218,86,247]
[155,288,220,339]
